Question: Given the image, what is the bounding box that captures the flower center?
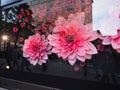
[65,35,74,43]
[35,45,40,52]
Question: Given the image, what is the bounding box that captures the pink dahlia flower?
[23,33,52,65]
[102,30,120,53]
[48,12,98,66]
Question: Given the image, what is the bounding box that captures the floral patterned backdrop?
[2,3,34,45]
[1,0,92,45]
[29,0,92,24]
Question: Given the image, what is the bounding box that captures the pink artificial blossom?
[48,12,98,66]
[20,9,25,15]
[42,27,46,32]
[74,65,79,71]
[27,25,31,30]
[17,14,22,19]
[20,22,25,28]
[23,33,52,65]
[102,30,120,53]
[25,18,29,22]
[19,37,24,42]
[13,27,18,33]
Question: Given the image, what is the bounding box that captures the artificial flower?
[48,12,98,66]
[19,37,24,42]
[23,33,52,65]
[25,18,29,22]
[74,65,79,71]
[26,10,31,16]
[27,25,31,30]
[13,27,18,33]
[20,22,25,28]
[102,30,120,53]
[20,8,25,15]
[42,27,46,32]
[17,14,22,19]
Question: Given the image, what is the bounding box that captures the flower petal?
[102,36,111,45]
[112,39,120,49]
[77,56,86,62]
[68,58,77,66]
[84,42,98,54]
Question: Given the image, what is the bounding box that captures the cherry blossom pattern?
[23,33,52,65]
[48,12,98,66]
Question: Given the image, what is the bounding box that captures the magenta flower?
[26,10,31,16]
[20,8,25,15]
[48,12,98,66]
[20,22,25,28]
[25,18,29,22]
[27,25,31,30]
[23,34,52,65]
[42,27,46,32]
[17,14,22,19]
[13,27,18,33]
[74,66,79,71]
[102,30,120,53]
[19,37,24,42]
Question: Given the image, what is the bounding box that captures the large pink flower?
[102,30,120,53]
[23,33,52,65]
[48,12,98,66]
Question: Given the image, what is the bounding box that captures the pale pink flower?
[23,33,52,65]
[102,30,120,53]
[48,12,98,66]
